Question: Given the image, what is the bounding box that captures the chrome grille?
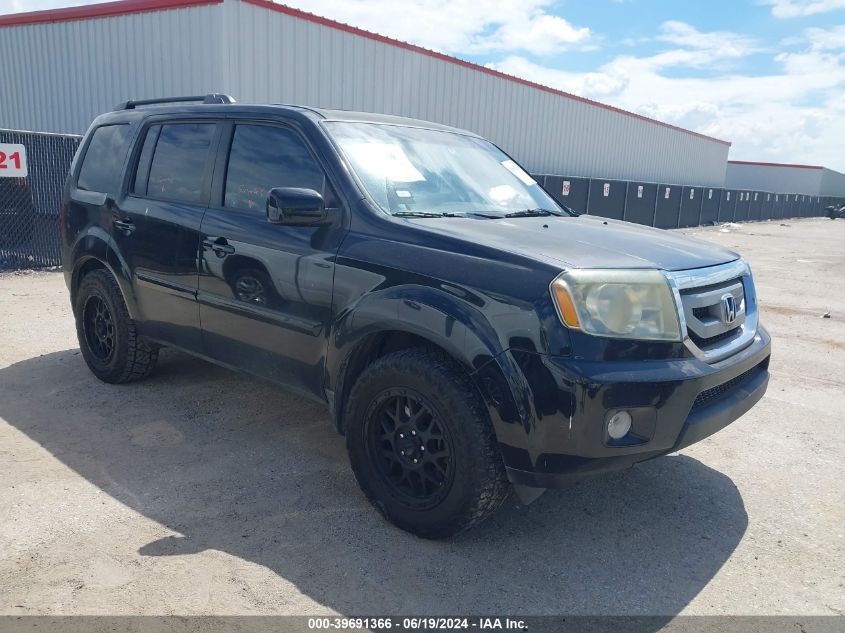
[680,278,745,349]
[665,260,759,364]
[688,326,740,348]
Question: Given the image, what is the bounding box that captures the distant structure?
[726,161,845,198]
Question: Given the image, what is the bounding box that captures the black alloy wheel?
[83,295,116,361]
[74,269,158,383]
[365,389,455,509]
[345,348,510,538]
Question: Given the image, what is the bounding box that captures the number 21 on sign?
[0,143,28,178]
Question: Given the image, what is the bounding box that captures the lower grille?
[689,326,741,348]
[691,365,761,413]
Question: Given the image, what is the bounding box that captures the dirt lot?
[0,218,843,617]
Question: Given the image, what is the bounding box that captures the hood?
[409,214,739,271]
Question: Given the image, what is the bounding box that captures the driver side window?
[223,124,333,213]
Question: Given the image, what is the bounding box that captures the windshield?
[324,121,565,218]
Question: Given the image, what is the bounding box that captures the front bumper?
[498,326,771,489]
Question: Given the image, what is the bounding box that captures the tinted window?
[132,125,160,195]
[147,123,215,204]
[77,124,131,193]
[224,125,325,212]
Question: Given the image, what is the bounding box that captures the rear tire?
[74,269,158,384]
[345,348,510,538]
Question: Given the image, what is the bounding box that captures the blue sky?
[4,0,845,169]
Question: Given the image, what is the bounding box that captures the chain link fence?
[0,129,81,270]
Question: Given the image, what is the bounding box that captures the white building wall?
[0,0,731,186]
[0,3,228,135]
[820,168,845,197]
[725,161,824,195]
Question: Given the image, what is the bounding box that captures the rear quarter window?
[77,124,132,193]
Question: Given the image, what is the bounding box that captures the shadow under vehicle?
[0,349,749,618]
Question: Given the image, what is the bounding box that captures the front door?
[115,120,220,351]
[198,122,345,396]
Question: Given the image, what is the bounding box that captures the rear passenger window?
[224,124,327,212]
[145,123,215,204]
[77,124,131,193]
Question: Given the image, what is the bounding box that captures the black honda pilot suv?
[62,95,771,538]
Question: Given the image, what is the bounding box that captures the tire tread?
[76,269,158,384]
[346,347,510,538]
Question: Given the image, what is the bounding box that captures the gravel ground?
[0,218,843,617]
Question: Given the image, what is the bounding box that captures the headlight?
[550,269,681,341]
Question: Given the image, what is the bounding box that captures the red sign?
[637,185,643,199]
[562,181,570,196]
[603,183,610,197]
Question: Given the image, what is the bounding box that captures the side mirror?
[266,187,326,225]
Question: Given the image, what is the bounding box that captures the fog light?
[607,410,632,440]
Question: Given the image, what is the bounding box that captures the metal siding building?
[0,0,731,187]
[819,167,845,197]
[726,161,845,197]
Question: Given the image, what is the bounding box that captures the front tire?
[345,348,510,538]
[74,269,158,384]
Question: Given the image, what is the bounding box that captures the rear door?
[115,119,221,351]
[198,121,345,395]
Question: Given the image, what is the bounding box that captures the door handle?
[113,218,136,234]
[202,237,236,257]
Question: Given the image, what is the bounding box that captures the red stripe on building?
[728,160,823,170]
[0,0,221,26]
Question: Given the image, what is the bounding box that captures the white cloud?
[805,24,845,49]
[489,22,845,170]
[283,0,591,55]
[657,21,760,58]
[762,0,845,18]
[467,13,590,55]
[488,56,629,99]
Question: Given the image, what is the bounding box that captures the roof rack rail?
[114,94,237,110]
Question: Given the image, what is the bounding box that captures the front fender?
[327,285,540,465]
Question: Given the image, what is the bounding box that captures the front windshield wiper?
[393,211,447,218]
[502,208,566,218]
[393,210,487,218]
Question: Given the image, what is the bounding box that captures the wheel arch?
[327,288,531,440]
[67,223,139,318]
[70,251,138,320]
